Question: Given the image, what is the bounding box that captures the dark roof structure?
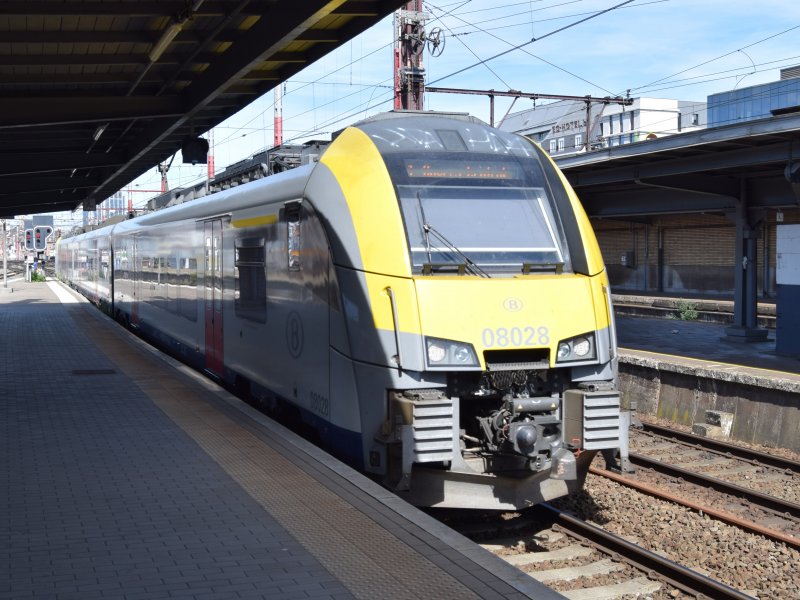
[0,0,405,218]
[556,112,800,218]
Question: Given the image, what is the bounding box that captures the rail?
[642,422,800,474]
[539,503,755,600]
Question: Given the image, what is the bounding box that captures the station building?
[503,96,707,157]
[708,65,800,127]
[502,68,800,300]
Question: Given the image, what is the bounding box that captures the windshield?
[388,154,570,275]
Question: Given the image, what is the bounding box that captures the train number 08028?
[310,391,330,417]
[482,326,549,348]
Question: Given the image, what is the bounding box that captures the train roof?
[349,111,537,157]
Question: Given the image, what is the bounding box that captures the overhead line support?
[426,87,633,147]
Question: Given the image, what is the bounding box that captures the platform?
[616,314,800,380]
[615,314,800,452]
[1,280,561,600]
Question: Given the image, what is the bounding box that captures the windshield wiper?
[424,222,490,278]
[416,192,490,278]
[416,192,433,265]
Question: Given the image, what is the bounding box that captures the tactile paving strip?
[72,308,483,600]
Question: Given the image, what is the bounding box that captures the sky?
[47,0,800,223]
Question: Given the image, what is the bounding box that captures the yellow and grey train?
[56,112,624,510]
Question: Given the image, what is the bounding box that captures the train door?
[286,202,331,435]
[204,219,224,375]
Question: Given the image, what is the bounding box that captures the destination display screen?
[404,159,524,180]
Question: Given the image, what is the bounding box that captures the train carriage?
[57,112,624,510]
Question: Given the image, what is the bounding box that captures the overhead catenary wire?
[428,0,638,86]
[129,2,800,199]
[442,0,667,36]
[229,0,644,152]
[427,0,616,95]
[625,23,800,96]
[279,1,644,147]
[130,0,651,194]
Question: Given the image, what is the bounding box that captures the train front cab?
[318,114,624,510]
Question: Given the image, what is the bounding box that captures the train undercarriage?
[386,365,622,510]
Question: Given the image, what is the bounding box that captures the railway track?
[623,423,800,545]
[638,422,800,475]
[539,504,754,599]
[445,506,751,599]
[440,424,800,598]
[0,260,55,281]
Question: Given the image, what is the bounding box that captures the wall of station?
[592,210,800,298]
[619,354,800,451]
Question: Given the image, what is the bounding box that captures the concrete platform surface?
[616,315,800,381]
[1,281,560,600]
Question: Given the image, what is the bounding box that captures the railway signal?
[25,229,33,250]
[33,226,53,251]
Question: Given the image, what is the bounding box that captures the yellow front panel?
[320,127,411,277]
[546,154,606,276]
[413,275,606,368]
[364,273,421,333]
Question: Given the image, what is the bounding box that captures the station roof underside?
[556,112,800,219]
[0,0,404,219]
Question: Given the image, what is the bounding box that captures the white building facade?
[500,97,707,157]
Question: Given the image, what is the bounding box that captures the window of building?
[629,112,635,130]
[619,113,625,132]
[234,237,266,322]
[600,122,605,136]
[692,113,699,126]
[557,137,565,151]
[549,139,557,153]
[574,134,582,149]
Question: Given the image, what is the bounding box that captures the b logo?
[503,298,523,312]
[286,311,304,358]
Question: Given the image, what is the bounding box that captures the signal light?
[32,226,52,251]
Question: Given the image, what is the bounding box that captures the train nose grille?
[484,348,550,372]
[390,390,457,491]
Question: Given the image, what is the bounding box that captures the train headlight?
[427,342,447,363]
[425,337,479,368]
[453,346,472,364]
[555,333,597,363]
[573,337,591,357]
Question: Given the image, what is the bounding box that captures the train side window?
[285,201,302,272]
[234,237,266,323]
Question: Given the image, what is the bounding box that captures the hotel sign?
[551,119,587,134]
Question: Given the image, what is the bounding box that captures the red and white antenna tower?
[207,128,215,180]
[274,83,284,146]
[393,1,427,111]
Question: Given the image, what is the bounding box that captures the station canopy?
[0,1,405,218]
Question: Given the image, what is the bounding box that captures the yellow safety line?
[619,346,800,378]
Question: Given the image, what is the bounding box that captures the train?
[56,111,624,510]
